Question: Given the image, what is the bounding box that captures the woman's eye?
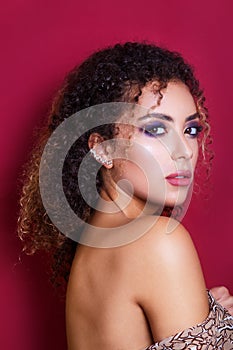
[185,125,203,137]
[140,124,167,137]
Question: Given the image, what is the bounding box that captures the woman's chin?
[164,196,187,208]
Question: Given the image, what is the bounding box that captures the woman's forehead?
[137,81,197,117]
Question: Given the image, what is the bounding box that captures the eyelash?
[184,124,203,138]
[140,123,167,137]
[139,123,203,138]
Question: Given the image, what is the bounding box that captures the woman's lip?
[165,171,192,187]
[166,170,192,179]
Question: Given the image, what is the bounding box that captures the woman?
[17,42,233,349]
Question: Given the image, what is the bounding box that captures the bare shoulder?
[129,215,206,293]
[121,215,198,262]
[122,215,209,342]
[116,215,205,290]
[142,215,199,259]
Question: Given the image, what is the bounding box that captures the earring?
[90,148,113,167]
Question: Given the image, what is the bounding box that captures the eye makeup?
[139,121,167,137]
[184,122,203,138]
[137,113,203,139]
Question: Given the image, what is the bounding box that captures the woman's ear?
[88,133,104,150]
[88,133,113,169]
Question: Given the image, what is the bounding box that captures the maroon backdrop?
[1,1,232,349]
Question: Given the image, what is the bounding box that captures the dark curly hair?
[17,41,211,293]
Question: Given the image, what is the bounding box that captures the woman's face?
[110,81,201,209]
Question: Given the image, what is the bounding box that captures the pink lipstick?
[165,170,192,186]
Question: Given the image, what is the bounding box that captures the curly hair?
[17,41,212,293]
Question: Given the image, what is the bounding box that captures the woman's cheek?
[120,144,167,199]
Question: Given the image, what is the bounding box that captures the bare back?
[66,216,209,350]
[66,241,154,350]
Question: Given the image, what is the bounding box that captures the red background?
[1,1,232,349]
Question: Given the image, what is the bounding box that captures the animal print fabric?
[144,290,233,349]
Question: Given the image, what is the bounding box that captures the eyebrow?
[138,112,200,123]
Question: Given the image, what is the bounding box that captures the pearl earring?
[90,148,113,167]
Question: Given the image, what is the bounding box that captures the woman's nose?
[169,134,193,161]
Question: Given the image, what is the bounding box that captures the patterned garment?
[144,290,233,350]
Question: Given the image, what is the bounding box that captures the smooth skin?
[66,217,209,349]
[66,82,231,349]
